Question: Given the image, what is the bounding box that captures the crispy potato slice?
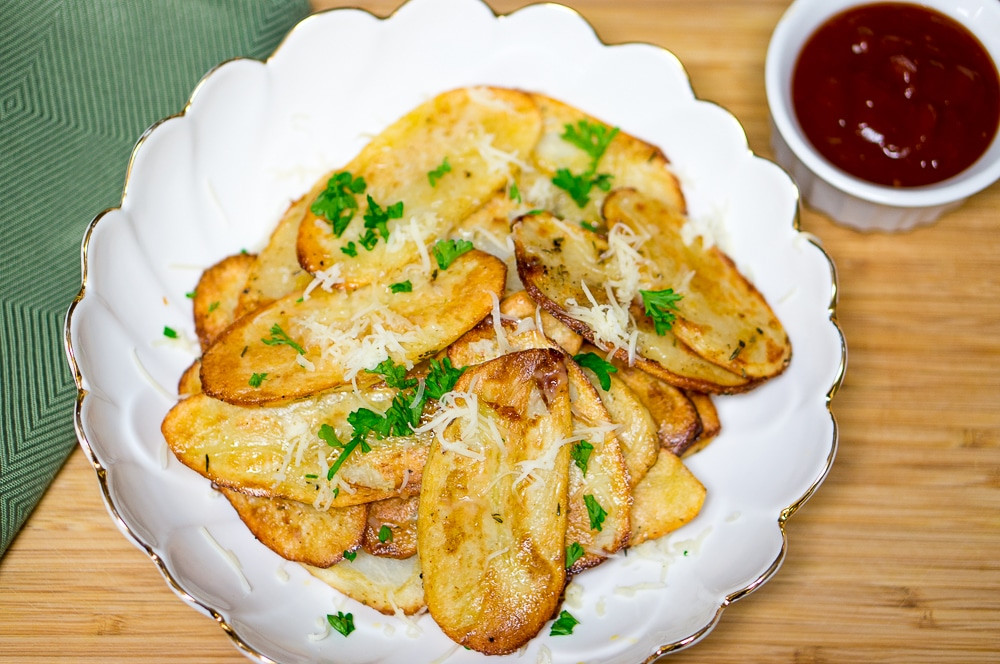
[629,448,706,546]
[516,92,685,226]
[192,252,257,352]
[219,487,366,568]
[162,388,429,507]
[199,249,505,405]
[362,495,419,560]
[500,290,583,356]
[305,552,425,616]
[683,391,721,457]
[177,359,202,397]
[512,211,754,393]
[418,349,572,655]
[297,87,542,286]
[602,187,791,379]
[563,361,631,574]
[235,194,313,318]
[614,362,703,456]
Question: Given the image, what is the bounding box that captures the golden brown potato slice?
[219,487,366,568]
[305,551,425,616]
[177,359,202,397]
[162,388,430,507]
[614,362,703,456]
[682,391,721,457]
[500,290,583,356]
[235,194,313,318]
[417,349,572,655]
[192,252,256,352]
[563,361,631,574]
[602,187,791,379]
[362,495,419,560]
[199,249,505,406]
[512,211,753,393]
[629,448,706,546]
[297,87,542,286]
[516,92,685,226]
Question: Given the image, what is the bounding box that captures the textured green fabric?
[0,0,312,556]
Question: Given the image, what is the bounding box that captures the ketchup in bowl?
[791,2,1000,187]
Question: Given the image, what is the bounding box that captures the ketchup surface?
[792,3,1000,187]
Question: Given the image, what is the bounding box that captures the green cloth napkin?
[0,0,312,556]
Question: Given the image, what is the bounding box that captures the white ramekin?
[765,0,1000,232]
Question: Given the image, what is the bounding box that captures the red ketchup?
[791,3,1000,187]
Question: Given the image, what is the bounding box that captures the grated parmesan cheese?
[302,264,344,300]
[474,132,533,176]
[564,281,638,365]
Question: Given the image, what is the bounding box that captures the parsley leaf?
[317,423,343,448]
[366,358,417,390]
[261,323,306,355]
[389,280,412,293]
[570,440,594,476]
[432,238,474,270]
[549,610,580,636]
[566,541,585,568]
[163,326,178,339]
[640,288,684,335]
[207,301,220,313]
[343,549,357,561]
[326,611,356,637]
[312,171,366,236]
[551,168,594,208]
[358,228,379,251]
[325,436,366,481]
[423,358,466,401]
[248,372,267,388]
[573,352,618,391]
[378,525,393,543]
[427,157,452,187]
[509,181,522,203]
[561,120,620,162]
[583,494,607,532]
[341,242,358,257]
[363,195,404,240]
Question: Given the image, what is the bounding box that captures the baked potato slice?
[512,211,753,393]
[235,194,312,318]
[516,92,685,226]
[602,187,791,380]
[563,361,632,574]
[417,349,572,655]
[192,252,257,352]
[362,495,419,560]
[162,388,430,507]
[305,551,425,616]
[199,249,505,405]
[629,448,706,546]
[297,87,542,286]
[614,362,703,456]
[219,487,367,568]
[682,391,721,457]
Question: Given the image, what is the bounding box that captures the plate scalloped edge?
[64,0,847,662]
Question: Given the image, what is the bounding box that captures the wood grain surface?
[2,1,998,662]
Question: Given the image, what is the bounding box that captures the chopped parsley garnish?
[341,242,358,257]
[389,280,412,293]
[261,323,306,354]
[508,181,522,203]
[363,195,404,240]
[573,352,618,391]
[326,611,356,637]
[325,436,369,481]
[570,440,594,476]
[549,610,579,636]
[366,358,417,390]
[343,549,357,561]
[427,157,452,186]
[358,228,379,251]
[566,541,585,568]
[640,288,684,335]
[377,525,393,542]
[551,120,619,208]
[248,372,267,388]
[423,357,466,401]
[584,494,607,532]
[432,238,474,270]
[317,423,343,448]
[207,301,220,313]
[312,171,366,236]
[185,290,196,299]
[580,220,600,232]
[163,326,178,339]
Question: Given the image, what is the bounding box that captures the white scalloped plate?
[65,1,845,662]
